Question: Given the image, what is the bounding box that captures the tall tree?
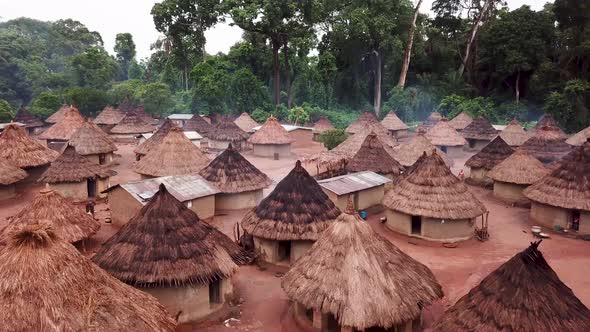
[114,33,136,80]
[398,0,423,88]
[70,47,119,89]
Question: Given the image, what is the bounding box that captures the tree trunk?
[458,0,493,77]
[398,0,423,88]
[515,69,520,104]
[282,39,292,109]
[272,37,281,105]
[373,50,382,117]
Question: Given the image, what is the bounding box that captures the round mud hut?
[92,184,245,324]
[68,120,117,165]
[0,158,26,200]
[134,127,209,179]
[345,132,403,181]
[109,111,155,142]
[312,117,335,141]
[184,114,213,136]
[199,143,272,210]
[45,104,71,124]
[448,111,473,131]
[416,111,442,132]
[464,136,514,186]
[380,111,408,138]
[234,112,259,133]
[39,106,85,150]
[461,116,498,150]
[0,221,176,331]
[248,116,293,158]
[345,112,381,135]
[566,125,590,146]
[14,106,45,135]
[93,105,125,132]
[39,145,114,201]
[499,119,530,147]
[433,241,590,332]
[424,118,467,157]
[383,152,487,242]
[241,160,342,265]
[281,200,444,332]
[395,132,453,168]
[487,151,548,204]
[208,119,249,151]
[518,125,572,164]
[134,119,177,160]
[523,140,590,235]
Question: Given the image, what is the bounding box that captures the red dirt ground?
[1,138,589,332]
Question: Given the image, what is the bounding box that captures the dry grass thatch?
[500,119,530,146]
[110,111,156,134]
[394,134,453,168]
[381,111,408,131]
[461,116,498,141]
[416,112,442,132]
[4,188,100,243]
[518,125,572,163]
[184,114,214,136]
[566,125,590,146]
[281,200,443,330]
[209,119,249,141]
[346,112,385,134]
[248,116,293,145]
[92,184,245,287]
[45,104,70,123]
[488,151,548,185]
[39,146,114,183]
[234,112,259,133]
[425,119,467,147]
[0,221,176,331]
[0,159,27,185]
[135,127,209,177]
[433,241,590,332]
[68,121,117,156]
[241,160,341,240]
[0,124,59,168]
[384,152,487,219]
[199,143,272,193]
[134,119,177,156]
[448,112,473,130]
[93,105,125,125]
[534,113,567,138]
[39,107,85,141]
[116,96,135,112]
[134,105,158,125]
[523,140,590,211]
[312,117,335,134]
[465,136,514,170]
[346,133,403,176]
[14,106,44,128]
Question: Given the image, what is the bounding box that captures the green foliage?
[544,79,590,132]
[229,68,269,113]
[30,92,62,119]
[114,33,136,80]
[138,82,175,116]
[63,87,109,117]
[287,106,310,125]
[319,129,348,150]
[251,108,270,123]
[128,60,144,80]
[108,80,144,104]
[0,99,15,122]
[70,47,119,89]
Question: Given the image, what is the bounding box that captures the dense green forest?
[0,0,589,132]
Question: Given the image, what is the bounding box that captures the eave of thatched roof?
[110,111,155,134]
[312,118,335,134]
[39,107,85,141]
[433,241,590,332]
[93,105,125,125]
[523,140,590,211]
[281,200,443,330]
[518,126,572,163]
[0,159,27,185]
[346,112,384,134]
[0,124,59,168]
[39,146,114,183]
[448,112,473,130]
[488,151,548,185]
[45,104,70,123]
[346,132,403,176]
[425,119,467,147]
[248,116,293,145]
[461,116,498,141]
[208,119,249,141]
[416,112,442,132]
[394,134,453,168]
[566,125,590,146]
[68,121,117,156]
[383,152,487,219]
[241,160,342,240]
[92,184,245,287]
[234,112,259,133]
[134,119,176,156]
[199,143,272,193]
[184,114,214,136]
[0,221,176,331]
[500,119,530,146]
[380,111,408,131]
[14,106,44,128]
[465,136,514,170]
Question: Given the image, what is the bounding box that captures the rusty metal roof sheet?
[318,171,392,196]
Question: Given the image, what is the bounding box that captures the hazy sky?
[0,0,549,60]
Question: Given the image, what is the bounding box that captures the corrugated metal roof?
[167,114,194,120]
[140,131,202,140]
[0,122,25,130]
[252,124,313,132]
[492,125,507,131]
[318,171,392,195]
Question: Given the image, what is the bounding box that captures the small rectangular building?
[318,171,392,211]
[167,114,195,128]
[103,174,220,226]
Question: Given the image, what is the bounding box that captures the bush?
[30,92,62,119]
[319,129,348,150]
[251,108,270,123]
[63,87,110,117]
[287,106,310,125]
[0,99,15,122]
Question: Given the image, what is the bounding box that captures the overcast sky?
[0,0,549,60]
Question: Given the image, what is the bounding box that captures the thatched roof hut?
[0,124,58,168]
[461,116,498,146]
[68,121,117,157]
[93,105,125,126]
[346,112,387,135]
[248,116,293,145]
[380,111,408,132]
[346,132,403,177]
[499,119,530,146]
[0,221,176,331]
[39,107,85,141]
[234,112,259,133]
[566,125,590,146]
[424,119,466,155]
[116,96,135,113]
[448,111,473,131]
[184,114,214,136]
[534,113,567,139]
[134,119,176,157]
[0,159,26,186]
[465,136,514,185]
[281,200,443,331]
[416,112,442,132]
[518,125,572,163]
[134,105,157,125]
[312,117,335,137]
[135,127,209,178]
[488,151,548,185]
[14,106,44,129]
[208,119,249,150]
[110,111,156,135]
[394,133,453,168]
[433,241,590,331]
[45,104,70,124]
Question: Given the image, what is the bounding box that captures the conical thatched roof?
[500,119,530,146]
[93,184,245,287]
[417,112,442,132]
[380,111,408,131]
[448,111,473,131]
[312,117,335,134]
[199,143,272,193]
[0,159,26,185]
[461,116,498,141]
[465,136,514,170]
[566,125,590,146]
[135,127,209,177]
[518,125,572,163]
[394,133,453,168]
[534,113,567,139]
[116,96,135,113]
[384,152,487,219]
[488,151,548,185]
[281,200,443,330]
[39,146,114,183]
[68,121,117,156]
[346,112,386,134]
[433,241,590,332]
[346,132,403,176]
[110,111,155,134]
[241,160,342,240]
[134,119,176,156]
[234,112,259,133]
[523,140,590,211]
[14,106,44,128]
[4,188,100,243]
[0,221,176,331]
[425,119,467,147]
[184,114,214,136]
[248,116,293,145]
[45,104,70,123]
[209,119,249,141]
[39,107,85,141]
[0,124,58,168]
[134,105,157,125]
[93,105,125,125]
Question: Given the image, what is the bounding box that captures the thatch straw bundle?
[234,112,259,133]
[209,119,249,141]
[4,188,100,243]
[346,133,403,176]
[241,160,341,240]
[0,124,58,168]
[14,106,44,128]
[135,127,209,177]
[465,136,514,170]
[518,125,572,163]
[499,119,530,146]
[134,119,177,156]
[110,111,155,134]
[384,152,487,219]
[566,125,590,146]
[45,104,70,123]
[39,146,114,183]
[117,96,134,113]
[380,111,408,131]
[199,143,272,193]
[93,184,245,287]
[39,107,85,141]
[184,114,213,136]
[416,112,442,132]
[68,121,117,156]
[433,241,590,331]
[346,112,381,134]
[0,159,27,185]
[313,117,335,134]
[523,140,590,211]
[0,221,176,331]
[134,105,157,125]
[281,200,443,330]
[448,111,473,131]
[93,105,125,125]
[248,116,293,145]
[394,134,453,167]
[425,119,467,147]
[488,151,548,185]
[461,116,498,141]
[534,113,567,139]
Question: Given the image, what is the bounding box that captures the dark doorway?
[572,210,581,231]
[98,153,106,165]
[278,241,291,262]
[411,215,422,235]
[327,313,340,332]
[468,139,476,149]
[87,178,97,198]
[209,279,221,304]
[440,146,447,153]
